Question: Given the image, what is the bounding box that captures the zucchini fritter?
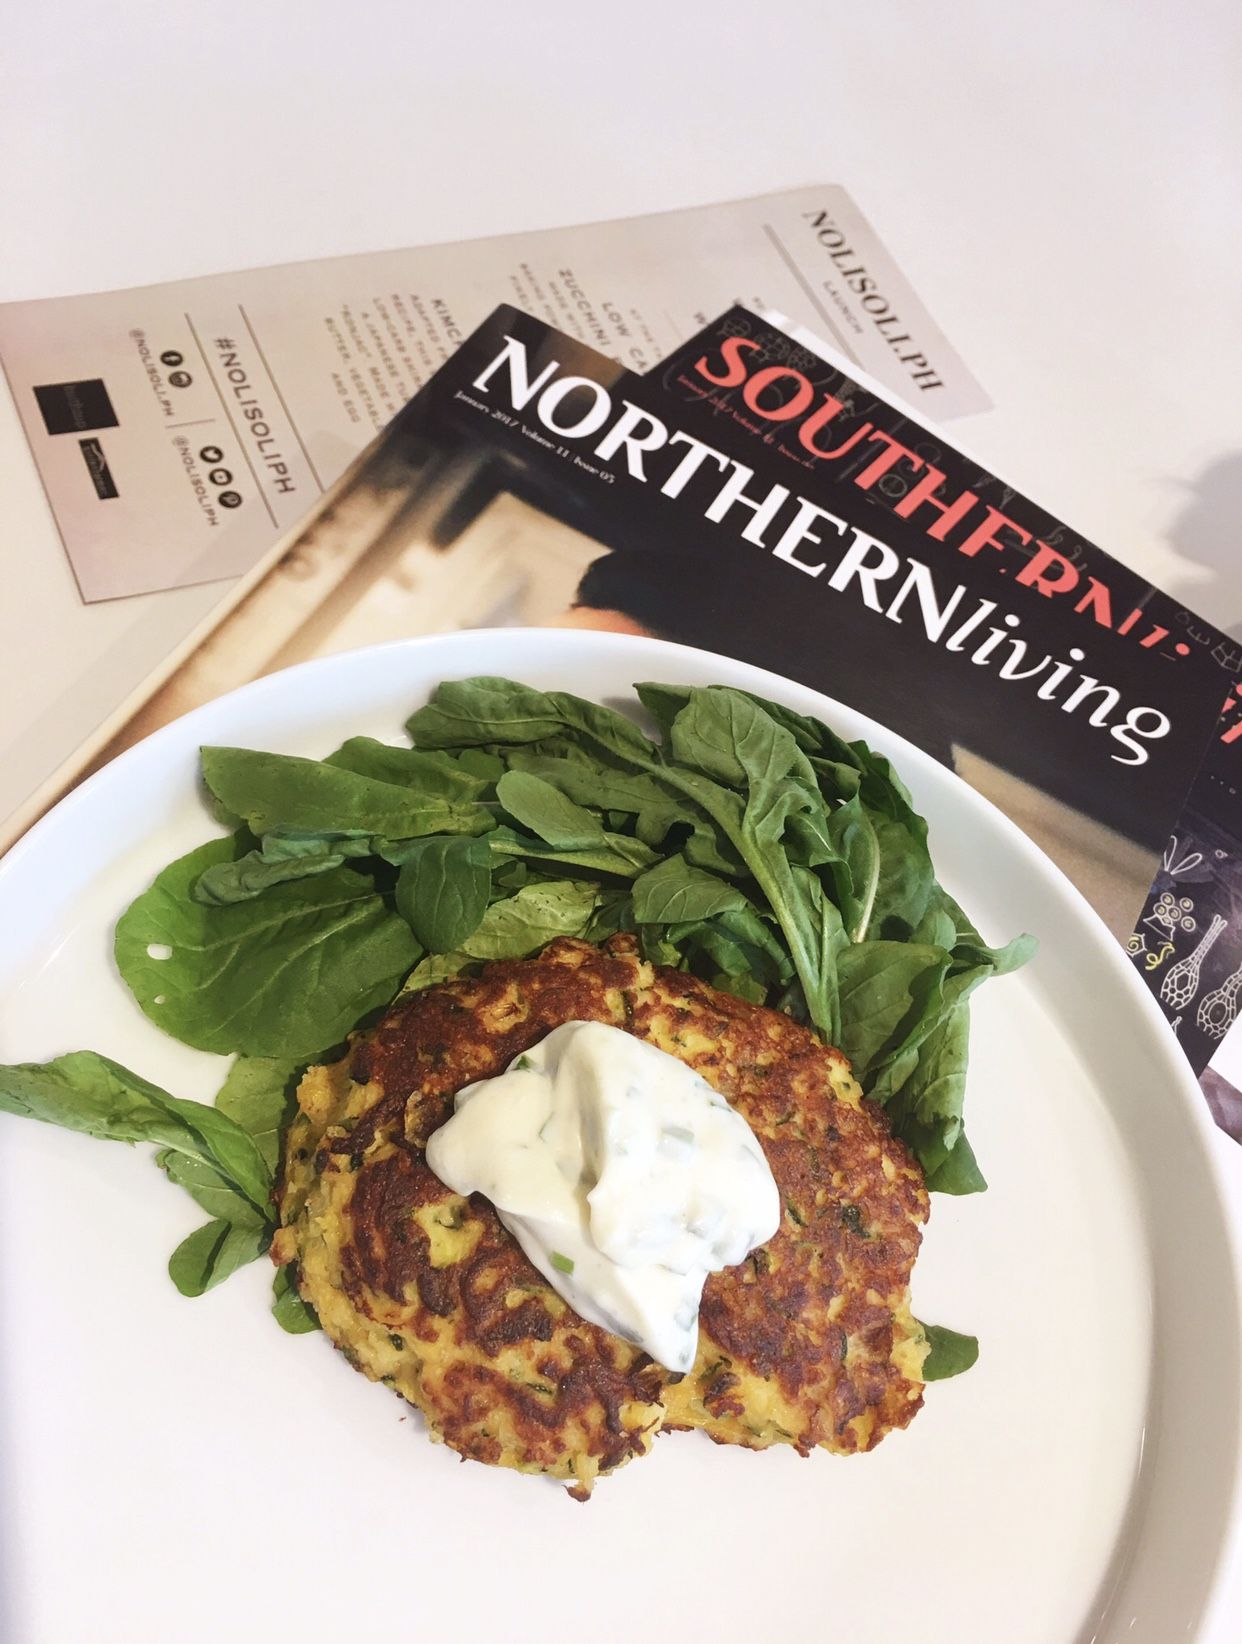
[274,934,929,1495]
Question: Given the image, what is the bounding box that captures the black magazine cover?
[254,301,1242,1112]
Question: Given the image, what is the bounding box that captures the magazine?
[0,185,987,849]
[75,300,1241,1126]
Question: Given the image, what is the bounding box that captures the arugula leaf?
[0,1050,272,1216]
[924,1130,988,1195]
[395,835,492,953]
[632,681,688,744]
[667,685,809,791]
[192,830,367,906]
[168,1219,270,1298]
[155,1149,264,1226]
[461,880,598,959]
[643,907,791,1002]
[200,746,492,840]
[407,678,1034,1194]
[584,890,635,943]
[409,677,656,768]
[0,1050,290,1298]
[215,1056,301,1174]
[115,838,421,1060]
[825,795,879,940]
[733,688,865,800]
[485,825,656,879]
[496,769,608,850]
[868,814,935,940]
[503,751,686,847]
[697,906,796,986]
[272,1264,321,1333]
[631,855,749,923]
[395,950,476,999]
[325,737,489,800]
[920,1322,980,1381]
[835,941,950,1086]
[405,676,572,747]
[656,693,841,1038]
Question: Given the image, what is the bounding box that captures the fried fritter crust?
[274,935,929,1494]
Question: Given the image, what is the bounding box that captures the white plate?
[1,629,1239,1644]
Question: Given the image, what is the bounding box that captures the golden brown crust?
[276,934,929,1493]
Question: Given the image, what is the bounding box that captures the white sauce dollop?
[424,1020,780,1373]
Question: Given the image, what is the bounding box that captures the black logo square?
[33,378,119,437]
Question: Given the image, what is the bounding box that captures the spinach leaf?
[395,835,492,953]
[200,746,492,840]
[272,1264,321,1333]
[115,838,421,1060]
[631,855,749,923]
[920,1322,980,1381]
[168,1218,270,1298]
[461,880,597,959]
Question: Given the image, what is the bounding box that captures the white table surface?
[4,0,1240,616]
[3,0,1241,1633]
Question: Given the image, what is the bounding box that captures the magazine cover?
[115,301,1237,1104]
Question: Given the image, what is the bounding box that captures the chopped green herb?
[662,1123,695,1145]
[840,1203,867,1236]
[388,1332,405,1350]
[786,1200,806,1227]
[514,1054,534,1071]
[550,1251,575,1275]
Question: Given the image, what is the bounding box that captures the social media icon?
[169,370,192,389]
[208,467,233,486]
[160,350,184,368]
[199,444,224,464]
[218,490,242,509]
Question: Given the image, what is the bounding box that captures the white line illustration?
[1160,914,1228,1011]
[1197,957,1242,1041]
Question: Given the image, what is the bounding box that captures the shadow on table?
[1163,451,1242,642]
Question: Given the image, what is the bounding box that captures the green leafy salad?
[0,677,1033,1369]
